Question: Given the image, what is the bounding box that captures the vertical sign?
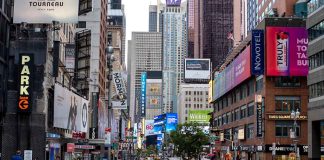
[65,44,76,70]
[24,150,32,160]
[251,30,264,75]
[18,54,34,113]
[105,128,111,146]
[256,102,263,137]
[140,72,147,117]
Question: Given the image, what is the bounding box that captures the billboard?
[266,27,308,76]
[112,72,127,109]
[153,113,178,134]
[208,80,213,103]
[213,46,251,100]
[166,0,182,6]
[185,58,210,80]
[54,83,89,132]
[18,54,34,113]
[188,110,212,123]
[251,30,265,75]
[166,113,178,133]
[146,79,162,109]
[13,0,79,23]
[145,120,155,136]
[141,72,147,116]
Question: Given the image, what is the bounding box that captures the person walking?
[11,150,23,160]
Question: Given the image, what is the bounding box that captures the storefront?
[264,144,308,160]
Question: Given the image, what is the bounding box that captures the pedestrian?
[11,150,23,160]
[55,155,61,160]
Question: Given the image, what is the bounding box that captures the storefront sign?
[75,145,95,149]
[18,54,34,113]
[265,144,308,155]
[256,102,263,137]
[251,30,264,75]
[268,114,307,120]
[72,131,86,139]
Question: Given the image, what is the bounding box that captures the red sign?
[146,124,153,130]
[105,128,111,132]
[72,131,86,139]
[67,143,75,153]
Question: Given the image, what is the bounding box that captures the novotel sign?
[251,30,264,75]
[18,54,34,113]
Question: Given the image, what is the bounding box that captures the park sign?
[18,54,34,113]
[188,110,212,123]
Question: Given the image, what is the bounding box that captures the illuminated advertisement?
[54,84,89,132]
[13,0,79,23]
[141,72,147,117]
[266,27,308,76]
[166,0,182,6]
[146,78,162,109]
[166,113,178,132]
[213,46,251,100]
[18,54,34,113]
[145,120,155,136]
[251,30,265,75]
[185,58,210,80]
[153,113,178,134]
[188,110,212,123]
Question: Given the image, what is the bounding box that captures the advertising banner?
[185,58,210,80]
[266,27,308,76]
[13,0,79,23]
[188,110,212,123]
[166,113,178,133]
[141,72,147,117]
[112,72,127,109]
[54,83,89,132]
[18,54,34,113]
[166,0,182,6]
[65,44,75,70]
[251,30,265,75]
[213,46,251,100]
[145,120,155,136]
[208,80,213,103]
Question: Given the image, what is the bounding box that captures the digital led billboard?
[185,58,210,80]
[266,27,308,76]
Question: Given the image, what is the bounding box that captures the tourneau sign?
[18,54,34,113]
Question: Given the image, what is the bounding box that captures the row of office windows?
[309,80,324,99]
[307,0,324,15]
[309,49,324,70]
[308,20,324,41]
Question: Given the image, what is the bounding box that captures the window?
[307,0,324,15]
[309,50,324,70]
[227,112,232,123]
[79,0,92,15]
[234,108,240,121]
[309,80,324,98]
[275,96,301,112]
[248,102,254,117]
[275,77,301,87]
[224,129,231,140]
[256,76,263,92]
[308,20,324,41]
[275,121,300,137]
[246,123,254,139]
[247,80,255,96]
[321,121,324,138]
[223,114,227,124]
[241,105,247,119]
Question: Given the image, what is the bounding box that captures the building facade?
[178,83,212,124]
[149,5,158,32]
[211,18,309,160]
[162,2,187,113]
[145,71,163,120]
[128,32,162,122]
[201,0,233,70]
[307,1,324,159]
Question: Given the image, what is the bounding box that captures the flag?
[227,32,234,41]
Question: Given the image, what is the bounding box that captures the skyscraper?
[128,32,163,121]
[149,5,158,32]
[162,1,187,113]
[187,0,195,58]
[201,0,233,70]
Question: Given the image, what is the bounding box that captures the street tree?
[170,122,209,160]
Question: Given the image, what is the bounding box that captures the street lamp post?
[290,109,300,160]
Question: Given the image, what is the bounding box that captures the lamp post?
[106,45,114,160]
[290,109,300,160]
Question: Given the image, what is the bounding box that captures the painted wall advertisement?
[185,58,210,80]
[251,30,264,75]
[266,27,308,76]
[13,0,79,23]
[141,72,147,117]
[188,110,212,123]
[54,83,89,132]
[213,46,251,100]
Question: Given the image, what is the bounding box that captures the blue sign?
[141,72,147,117]
[251,30,264,75]
[166,113,178,133]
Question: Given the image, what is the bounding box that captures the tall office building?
[307,1,324,159]
[162,1,187,113]
[149,5,158,32]
[201,0,233,70]
[247,0,258,32]
[128,32,162,122]
[187,0,195,58]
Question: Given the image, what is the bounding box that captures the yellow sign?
[208,80,213,103]
[18,55,33,112]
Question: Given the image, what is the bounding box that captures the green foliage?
[170,122,209,160]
